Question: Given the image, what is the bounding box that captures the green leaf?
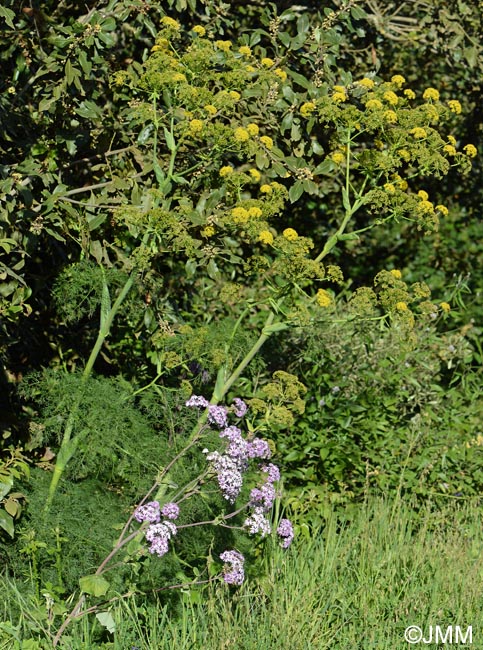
[0,510,14,537]
[65,60,81,85]
[86,213,108,231]
[263,322,289,335]
[138,124,154,145]
[351,6,367,20]
[79,574,110,597]
[463,46,478,68]
[313,159,334,175]
[164,127,176,152]
[78,50,92,76]
[207,258,219,280]
[75,100,103,119]
[0,7,15,28]
[96,611,116,633]
[100,272,112,332]
[0,477,13,500]
[38,97,57,113]
[289,180,304,203]
[288,70,311,89]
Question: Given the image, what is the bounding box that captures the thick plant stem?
[44,271,137,514]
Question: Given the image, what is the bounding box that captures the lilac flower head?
[220,550,245,585]
[161,502,180,520]
[226,436,250,462]
[260,463,280,483]
[145,521,177,557]
[244,507,272,537]
[134,501,160,524]
[207,404,229,428]
[277,518,294,549]
[250,482,276,511]
[219,426,243,442]
[185,395,209,409]
[247,437,272,460]
[207,451,244,502]
[232,397,248,418]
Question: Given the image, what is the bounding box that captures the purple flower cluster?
[185,395,209,409]
[244,507,271,536]
[134,501,160,523]
[247,437,272,459]
[146,521,177,557]
[249,482,277,510]
[161,502,180,520]
[260,463,280,483]
[205,422,275,503]
[232,398,248,418]
[207,404,229,428]
[134,501,180,556]
[244,461,282,538]
[135,500,180,523]
[277,518,294,549]
[205,450,244,503]
[220,550,245,585]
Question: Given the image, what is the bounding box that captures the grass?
[2,496,482,649]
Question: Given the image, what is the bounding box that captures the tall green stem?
[44,270,137,514]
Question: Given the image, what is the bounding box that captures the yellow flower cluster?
[440,302,451,312]
[246,123,259,136]
[192,25,206,37]
[189,119,203,134]
[331,151,345,165]
[248,206,262,218]
[390,269,402,279]
[204,104,217,115]
[423,87,440,101]
[261,57,274,67]
[366,99,383,111]
[219,166,234,177]
[398,149,411,162]
[391,75,405,87]
[260,184,272,194]
[447,100,462,114]
[238,46,252,56]
[384,110,398,123]
[395,301,408,311]
[417,190,429,201]
[231,207,250,223]
[161,16,180,30]
[358,77,375,89]
[249,168,261,182]
[260,136,273,149]
[216,40,232,52]
[418,200,434,214]
[316,289,332,308]
[300,102,316,117]
[384,183,396,193]
[234,127,250,142]
[171,73,186,82]
[229,91,241,101]
[201,225,215,237]
[410,127,427,139]
[443,144,457,156]
[463,144,477,158]
[259,230,274,245]
[383,90,399,106]
[436,205,449,216]
[274,68,287,81]
[404,89,416,99]
[283,228,298,241]
[332,91,347,103]
[392,174,408,190]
